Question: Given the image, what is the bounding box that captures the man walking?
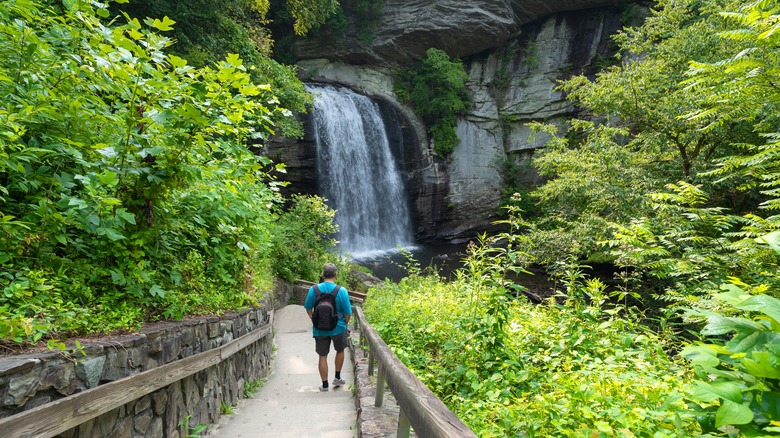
[304,263,353,391]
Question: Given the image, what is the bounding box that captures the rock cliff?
[265,1,639,242]
[295,0,630,66]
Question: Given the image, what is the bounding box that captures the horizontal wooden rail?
[296,279,366,302]
[0,312,274,438]
[355,307,477,438]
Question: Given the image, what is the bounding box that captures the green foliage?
[395,48,470,158]
[523,0,767,276]
[496,156,539,217]
[284,0,339,35]
[270,195,337,283]
[527,120,659,264]
[354,0,384,46]
[113,0,312,138]
[600,0,780,306]
[243,376,266,397]
[220,401,236,415]
[0,0,296,344]
[682,233,780,436]
[605,182,780,303]
[179,415,209,438]
[364,241,698,437]
[684,0,780,214]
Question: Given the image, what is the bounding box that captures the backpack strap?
[314,283,339,298]
[331,285,341,317]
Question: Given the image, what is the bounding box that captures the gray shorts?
[314,330,348,356]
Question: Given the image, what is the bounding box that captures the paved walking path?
[208,305,357,438]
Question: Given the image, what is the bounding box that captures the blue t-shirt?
[304,282,353,337]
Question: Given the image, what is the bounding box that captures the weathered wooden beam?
[355,307,477,438]
[0,313,274,438]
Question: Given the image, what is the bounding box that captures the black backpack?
[311,284,341,331]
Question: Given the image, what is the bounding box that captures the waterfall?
[307,84,414,258]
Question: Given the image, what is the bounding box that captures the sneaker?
[319,385,329,392]
[332,378,346,388]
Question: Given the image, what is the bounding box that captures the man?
[304,263,353,391]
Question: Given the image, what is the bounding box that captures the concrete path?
[207,305,357,438]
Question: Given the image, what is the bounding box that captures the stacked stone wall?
[0,308,273,437]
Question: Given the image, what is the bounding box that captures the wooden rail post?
[398,408,411,438]
[374,363,386,407]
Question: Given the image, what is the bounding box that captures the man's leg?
[332,330,348,387]
[315,336,331,391]
[318,354,329,381]
[334,348,344,374]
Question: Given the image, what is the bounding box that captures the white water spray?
[307,84,414,259]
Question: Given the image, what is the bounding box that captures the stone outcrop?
[295,0,628,66]
[268,2,638,242]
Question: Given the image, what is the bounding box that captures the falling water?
[307,84,414,259]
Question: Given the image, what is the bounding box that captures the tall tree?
[524,0,760,267]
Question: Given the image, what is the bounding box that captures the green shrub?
[682,231,780,436]
[394,48,470,158]
[364,240,698,437]
[0,0,289,344]
[270,195,338,283]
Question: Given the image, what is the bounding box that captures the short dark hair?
[322,263,338,279]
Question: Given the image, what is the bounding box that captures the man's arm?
[339,288,352,324]
[304,286,315,318]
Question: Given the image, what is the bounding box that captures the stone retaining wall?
[0,307,273,437]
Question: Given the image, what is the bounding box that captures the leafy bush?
[0,0,292,344]
[523,0,758,270]
[112,0,313,138]
[364,237,698,437]
[270,194,338,283]
[682,232,780,436]
[394,48,470,158]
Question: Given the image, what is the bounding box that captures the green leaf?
[167,54,188,69]
[738,295,780,325]
[694,381,744,404]
[681,344,721,367]
[149,16,176,32]
[225,53,243,67]
[99,228,125,241]
[715,399,753,427]
[701,312,763,336]
[149,285,166,298]
[756,230,780,254]
[742,351,780,379]
[115,208,136,225]
[55,234,67,245]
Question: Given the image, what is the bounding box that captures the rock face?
[268,2,636,242]
[295,0,628,66]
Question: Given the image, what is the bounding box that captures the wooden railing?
[354,306,477,438]
[296,279,366,302]
[0,313,274,438]
[294,280,476,436]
